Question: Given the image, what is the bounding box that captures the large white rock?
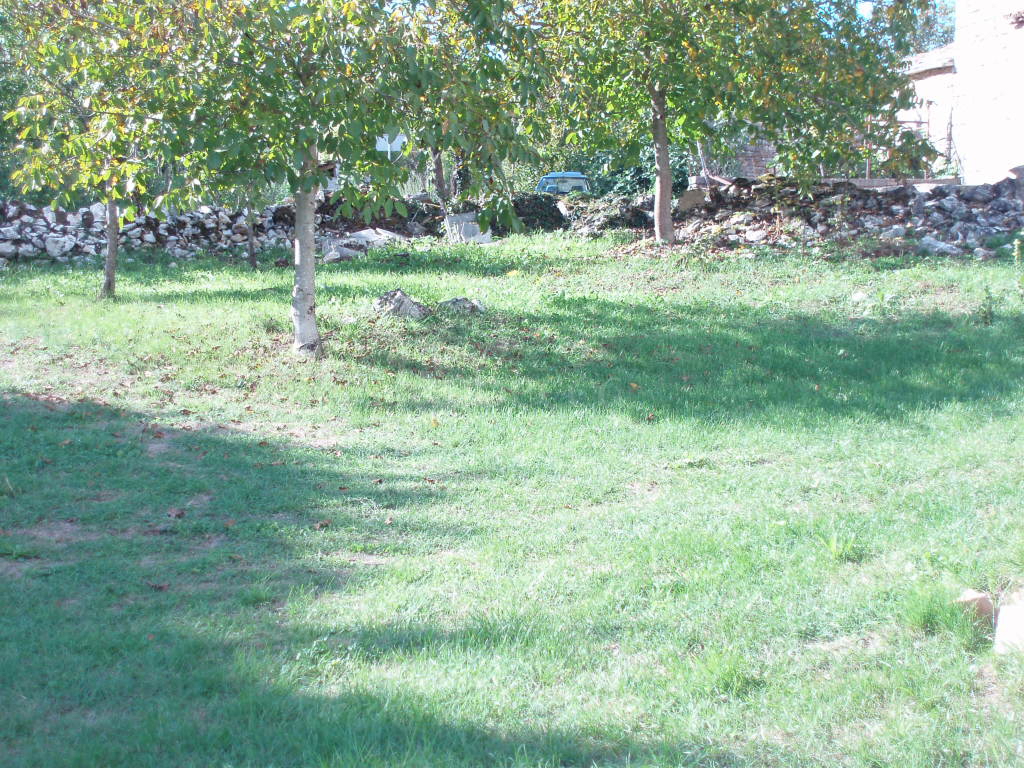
[323,244,362,263]
[344,227,405,250]
[994,589,1024,655]
[444,214,491,244]
[0,242,17,257]
[44,234,76,258]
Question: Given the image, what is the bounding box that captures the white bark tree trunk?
[649,87,675,244]
[99,198,119,298]
[291,150,323,358]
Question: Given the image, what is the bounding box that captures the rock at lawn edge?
[437,297,485,314]
[994,589,1024,655]
[954,588,995,626]
[373,289,432,320]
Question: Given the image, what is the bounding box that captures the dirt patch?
[0,559,34,578]
[79,490,123,503]
[187,492,214,510]
[143,426,180,457]
[974,662,1016,718]
[145,441,172,457]
[807,631,885,656]
[18,391,72,411]
[18,520,102,544]
[337,551,390,566]
[628,480,662,502]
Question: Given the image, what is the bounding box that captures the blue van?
[535,172,591,195]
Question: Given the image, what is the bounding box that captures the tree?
[550,0,929,242]
[7,0,548,351]
[875,0,955,53]
[391,0,549,224]
[3,0,168,297]
[165,0,548,353]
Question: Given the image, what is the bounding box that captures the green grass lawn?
[2,234,1024,767]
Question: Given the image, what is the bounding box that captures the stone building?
[903,0,1024,184]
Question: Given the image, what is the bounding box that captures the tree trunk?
[246,205,258,270]
[431,147,449,216]
[99,198,119,298]
[291,151,323,358]
[649,86,675,244]
[450,150,470,199]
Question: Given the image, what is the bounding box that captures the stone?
[0,257,7,269]
[323,245,362,263]
[373,289,432,320]
[0,225,20,239]
[918,236,963,257]
[44,234,76,258]
[437,297,485,314]
[938,196,972,220]
[879,226,907,240]
[346,227,404,250]
[677,188,708,214]
[444,214,492,244]
[960,184,996,204]
[0,242,17,257]
[955,588,995,625]
[994,589,1024,655]
[743,228,767,244]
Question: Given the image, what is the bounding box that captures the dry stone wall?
[0,198,432,267]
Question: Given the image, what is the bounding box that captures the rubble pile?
[672,175,1024,257]
[2,173,1021,268]
[558,195,652,237]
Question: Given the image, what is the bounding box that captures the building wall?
[734,140,777,178]
[899,45,957,171]
[953,0,1024,183]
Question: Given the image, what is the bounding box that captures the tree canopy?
[548,0,929,241]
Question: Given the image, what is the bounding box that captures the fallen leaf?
[59,439,72,447]
[224,519,236,528]
[629,382,640,390]
[338,486,349,491]
[384,516,394,525]
[313,519,331,530]
[148,582,169,592]
[167,508,186,519]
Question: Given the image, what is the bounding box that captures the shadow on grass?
[0,394,793,767]
[348,295,1024,423]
